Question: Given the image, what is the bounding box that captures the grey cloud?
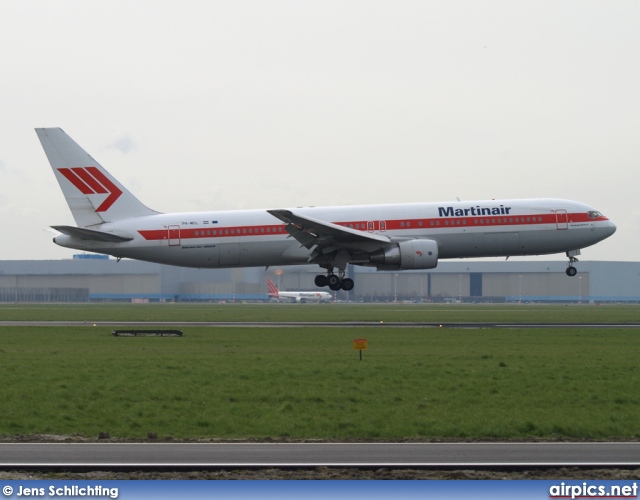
[109,135,137,154]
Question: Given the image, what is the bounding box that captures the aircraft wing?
[51,225,134,242]
[267,209,391,252]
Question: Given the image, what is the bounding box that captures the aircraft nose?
[604,219,616,237]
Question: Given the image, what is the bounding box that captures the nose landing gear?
[566,250,580,277]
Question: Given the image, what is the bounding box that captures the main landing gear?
[566,251,579,277]
[315,271,354,291]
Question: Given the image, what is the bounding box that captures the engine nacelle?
[369,239,438,270]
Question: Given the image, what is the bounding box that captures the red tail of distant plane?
[267,278,279,298]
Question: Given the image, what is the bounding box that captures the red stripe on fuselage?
[137,212,607,242]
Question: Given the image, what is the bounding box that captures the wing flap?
[267,209,391,250]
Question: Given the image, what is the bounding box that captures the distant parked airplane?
[37,128,616,291]
[267,278,332,303]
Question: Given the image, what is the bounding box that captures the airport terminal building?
[0,256,638,303]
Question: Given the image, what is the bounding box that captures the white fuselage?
[272,291,333,303]
[53,198,616,269]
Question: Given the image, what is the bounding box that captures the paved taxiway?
[2,442,640,467]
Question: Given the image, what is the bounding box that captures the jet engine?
[369,239,438,270]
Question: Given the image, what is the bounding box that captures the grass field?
[1,304,640,440]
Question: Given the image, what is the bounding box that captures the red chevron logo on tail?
[58,167,122,212]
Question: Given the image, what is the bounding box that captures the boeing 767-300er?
[36,128,616,291]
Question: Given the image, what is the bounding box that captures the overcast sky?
[1,1,638,263]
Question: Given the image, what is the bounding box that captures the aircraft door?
[167,225,181,246]
[555,210,568,230]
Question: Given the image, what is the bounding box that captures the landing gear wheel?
[315,275,328,287]
[341,278,354,291]
[329,274,342,292]
[565,252,580,277]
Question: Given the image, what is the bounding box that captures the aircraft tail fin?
[36,128,158,227]
[267,278,279,298]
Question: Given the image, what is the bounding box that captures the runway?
[1,321,639,328]
[2,442,640,467]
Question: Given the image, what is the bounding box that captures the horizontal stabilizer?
[51,225,133,242]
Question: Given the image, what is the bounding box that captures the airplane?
[36,128,616,291]
[267,278,332,303]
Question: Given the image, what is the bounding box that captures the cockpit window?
[588,211,603,219]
